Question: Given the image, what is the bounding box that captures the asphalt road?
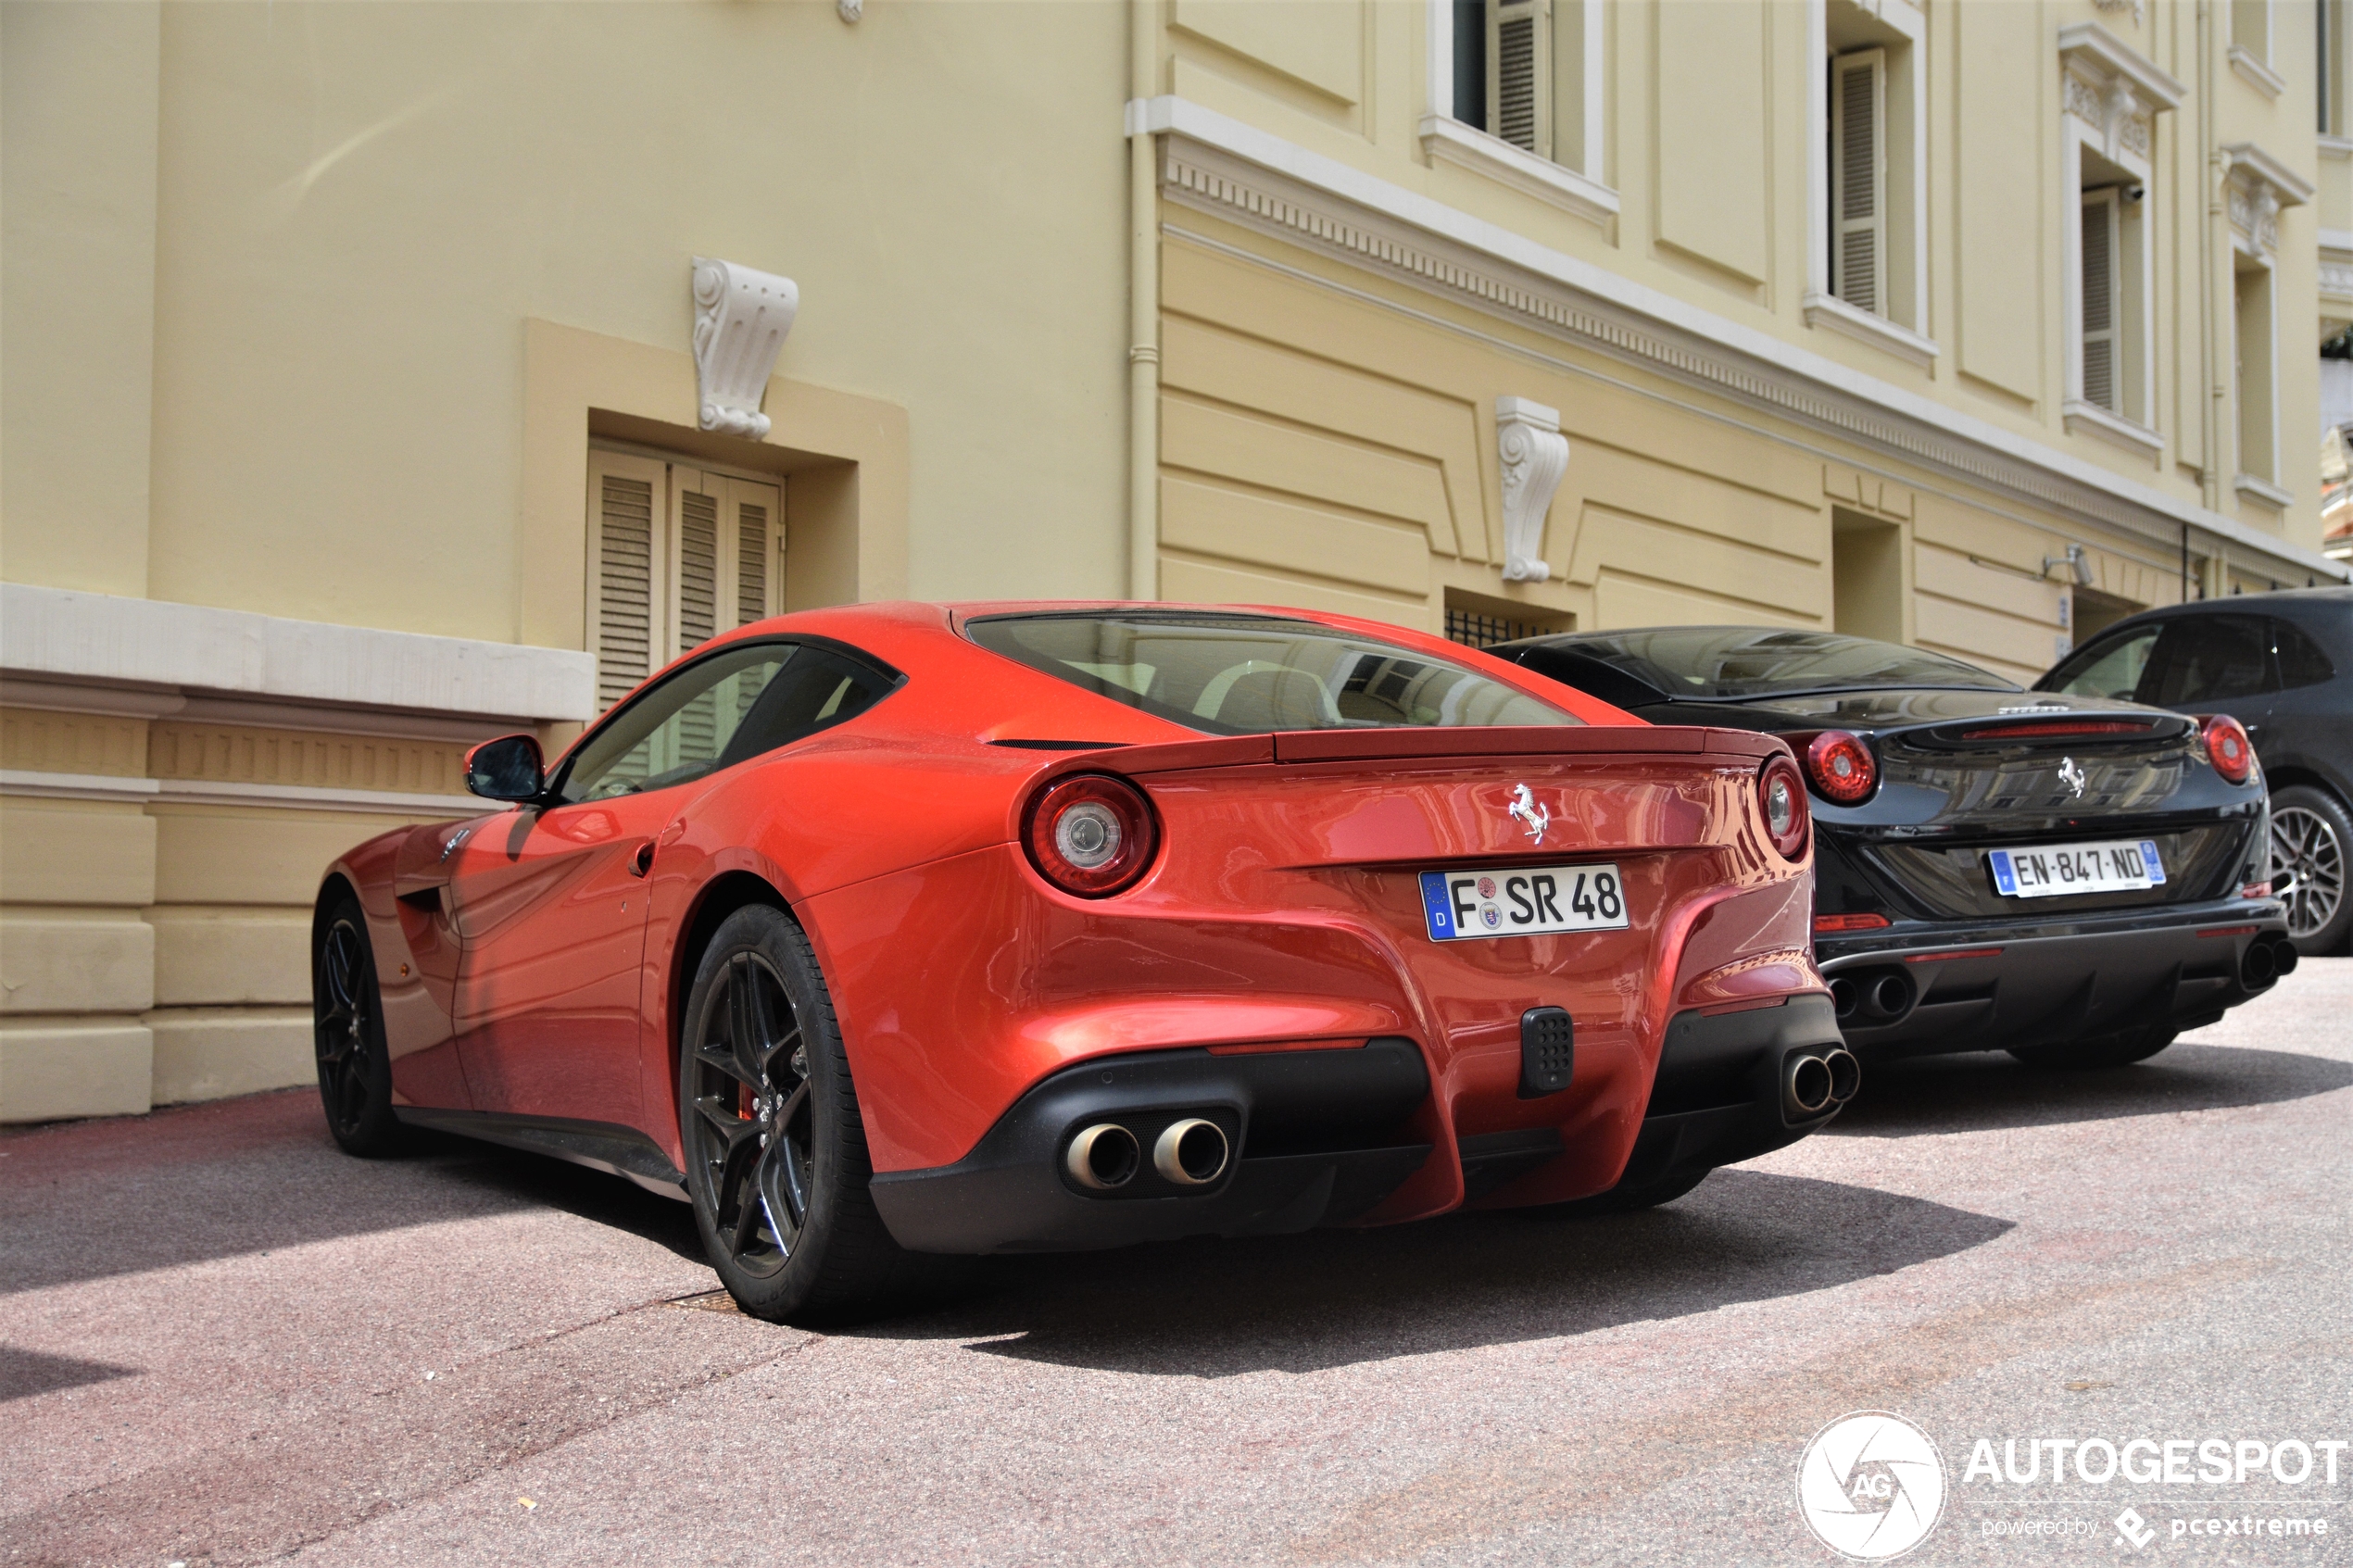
[6,961,2348,1568]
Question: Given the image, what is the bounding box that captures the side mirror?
[464,734,548,803]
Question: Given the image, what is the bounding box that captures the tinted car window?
[560,642,892,801]
[966,612,1578,734]
[1547,627,2015,700]
[2046,626,2159,701]
[2142,614,2276,707]
[2274,619,2338,690]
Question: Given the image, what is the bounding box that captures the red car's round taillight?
[2202,714,2256,784]
[1760,754,1810,862]
[1023,774,1158,897]
[1804,730,1878,805]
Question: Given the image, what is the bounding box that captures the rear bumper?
[869,1040,1433,1254]
[1817,897,2292,1057]
[869,999,1852,1252]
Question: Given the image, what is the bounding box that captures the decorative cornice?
[0,583,597,721]
[690,257,798,440]
[1418,115,1618,228]
[0,768,479,816]
[2056,23,2185,111]
[1800,292,1939,370]
[1495,398,1568,582]
[2221,142,2318,207]
[1129,95,2347,583]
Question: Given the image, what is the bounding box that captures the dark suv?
[2037,587,2352,954]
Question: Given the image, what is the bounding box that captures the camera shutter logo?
[1796,1411,1946,1560]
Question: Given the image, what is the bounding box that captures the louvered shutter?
[585,450,669,717]
[725,479,784,728]
[1488,0,1551,155]
[1830,50,1887,316]
[2080,189,2120,413]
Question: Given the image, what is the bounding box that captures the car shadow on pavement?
[0,1089,702,1298]
[858,1169,2010,1377]
[1823,1043,2353,1138]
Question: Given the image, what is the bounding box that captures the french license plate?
[1417,864,1630,942]
[1985,839,2167,898]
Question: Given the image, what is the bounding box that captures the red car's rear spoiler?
[1089,725,1783,776]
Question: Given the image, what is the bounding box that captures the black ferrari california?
[1491,627,2295,1068]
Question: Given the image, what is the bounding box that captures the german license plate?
[1985,839,2166,898]
[1417,864,1630,941]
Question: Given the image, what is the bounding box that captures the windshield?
[966,612,1579,734]
[1563,627,2018,700]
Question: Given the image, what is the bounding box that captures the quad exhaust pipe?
[1783,1047,1862,1120]
[2243,935,2300,988]
[1064,1116,1231,1192]
[1830,968,1917,1026]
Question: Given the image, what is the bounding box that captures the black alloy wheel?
[685,948,813,1280]
[677,905,938,1324]
[313,897,401,1155]
[2269,786,2352,954]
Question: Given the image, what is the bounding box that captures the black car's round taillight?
[1023,774,1158,897]
[2201,714,2256,784]
[1804,729,1878,805]
[1760,754,1810,861]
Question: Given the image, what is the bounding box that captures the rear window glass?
[965,612,1579,734]
[1558,627,2016,700]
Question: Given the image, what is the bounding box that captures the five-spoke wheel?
[678,905,932,1323]
[313,896,400,1154]
[685,950,814,1278]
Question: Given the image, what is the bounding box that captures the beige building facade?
[4,0,2347,1123]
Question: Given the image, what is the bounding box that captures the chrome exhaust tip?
[1823,1047,1862,1104]
[1065,1123,1140,1190]
[1785,1054,1835,1118]
[1865,971,1916,1022]
[2242,941,2279,987]
[2272,938,2300,977]
[1152,1117,1230,1186]
[1829,977,1858,1020]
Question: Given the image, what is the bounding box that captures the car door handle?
[629,840,656,878]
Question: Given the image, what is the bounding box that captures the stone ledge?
[147,1007,311,1108]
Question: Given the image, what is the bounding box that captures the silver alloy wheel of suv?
[2269,790,2349,950]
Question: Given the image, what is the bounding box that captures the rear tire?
[2007,1025,2177,1070]
[313,896,403,1157]
[1517,1167,1709,1219]
[2269,784,2351,956]
[678,905,941,1326]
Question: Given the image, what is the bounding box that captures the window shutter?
[730,480,782,627]
[585,450,669,716]
[1831,49,1887,316]
[2081,189,2120,412]
[1488,0,1551,154]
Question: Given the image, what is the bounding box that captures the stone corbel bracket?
[1496,396,1568,583]
[691,257,799,439]
[2221,143,2316,259]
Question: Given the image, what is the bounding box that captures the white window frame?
[2057,25,2183,465]
[2229,0,2285,98]
[1422,0,1617,227]
[1802,0,1935,368]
